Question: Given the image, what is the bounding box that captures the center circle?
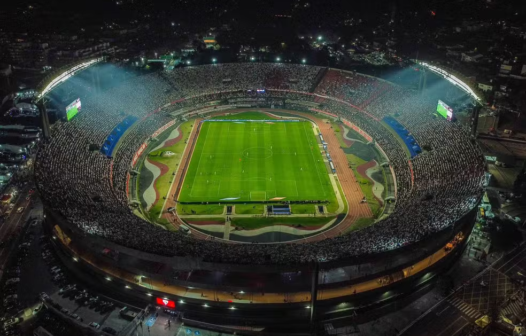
[242,147,273,159]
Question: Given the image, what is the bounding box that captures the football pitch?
[177,113,336,203]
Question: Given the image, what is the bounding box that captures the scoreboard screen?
[66,98,81,121]
[437,100,454,121]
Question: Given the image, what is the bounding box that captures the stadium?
[34,60,485,334]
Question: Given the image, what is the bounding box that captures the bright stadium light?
[37,57,103,99]
[417,61,482,102]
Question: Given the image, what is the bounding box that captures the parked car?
[89,322,101,329]
[59,284,76,294]
[68,313,80,320]
[102,326,117,335]
[5,278,20,285]
[3,317,20,328]
[33,303,43,315]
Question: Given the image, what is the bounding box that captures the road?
[0,185,34,280]
[400,243,526,336]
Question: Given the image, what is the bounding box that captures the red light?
[156,297,176,308]
[228,300,232,303]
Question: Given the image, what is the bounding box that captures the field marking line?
[301,121,326,197]
[292,180,299,197]
[189,122,212,198]
[159,122,195,218]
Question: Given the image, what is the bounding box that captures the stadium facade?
[35,62,485,334]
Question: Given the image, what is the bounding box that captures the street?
[0,185,34,280]
[401,243,526,336]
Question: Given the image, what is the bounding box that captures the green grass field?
[178,112,336,204]
[234,204,264,214]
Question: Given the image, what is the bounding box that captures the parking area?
[45,289,131,334]
[2,196,229,336]
[2,199,139,335]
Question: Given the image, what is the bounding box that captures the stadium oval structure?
[37,63,485,329]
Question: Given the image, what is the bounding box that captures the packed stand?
[34,63,485,265]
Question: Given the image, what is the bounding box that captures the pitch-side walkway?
[181,218,337,237]
[223,218,232,240]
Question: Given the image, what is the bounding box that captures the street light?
[186,60,191,65]
[302,58,306,64]
[318,35,322,41]
[276,57,281,62]
[250,56,255,61]
[212,58,217,63]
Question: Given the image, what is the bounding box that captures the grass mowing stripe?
[189,122,209,197]
[301,121,327,197]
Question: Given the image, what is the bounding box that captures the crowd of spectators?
[161,63,322,96]
[34,63,485,265]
